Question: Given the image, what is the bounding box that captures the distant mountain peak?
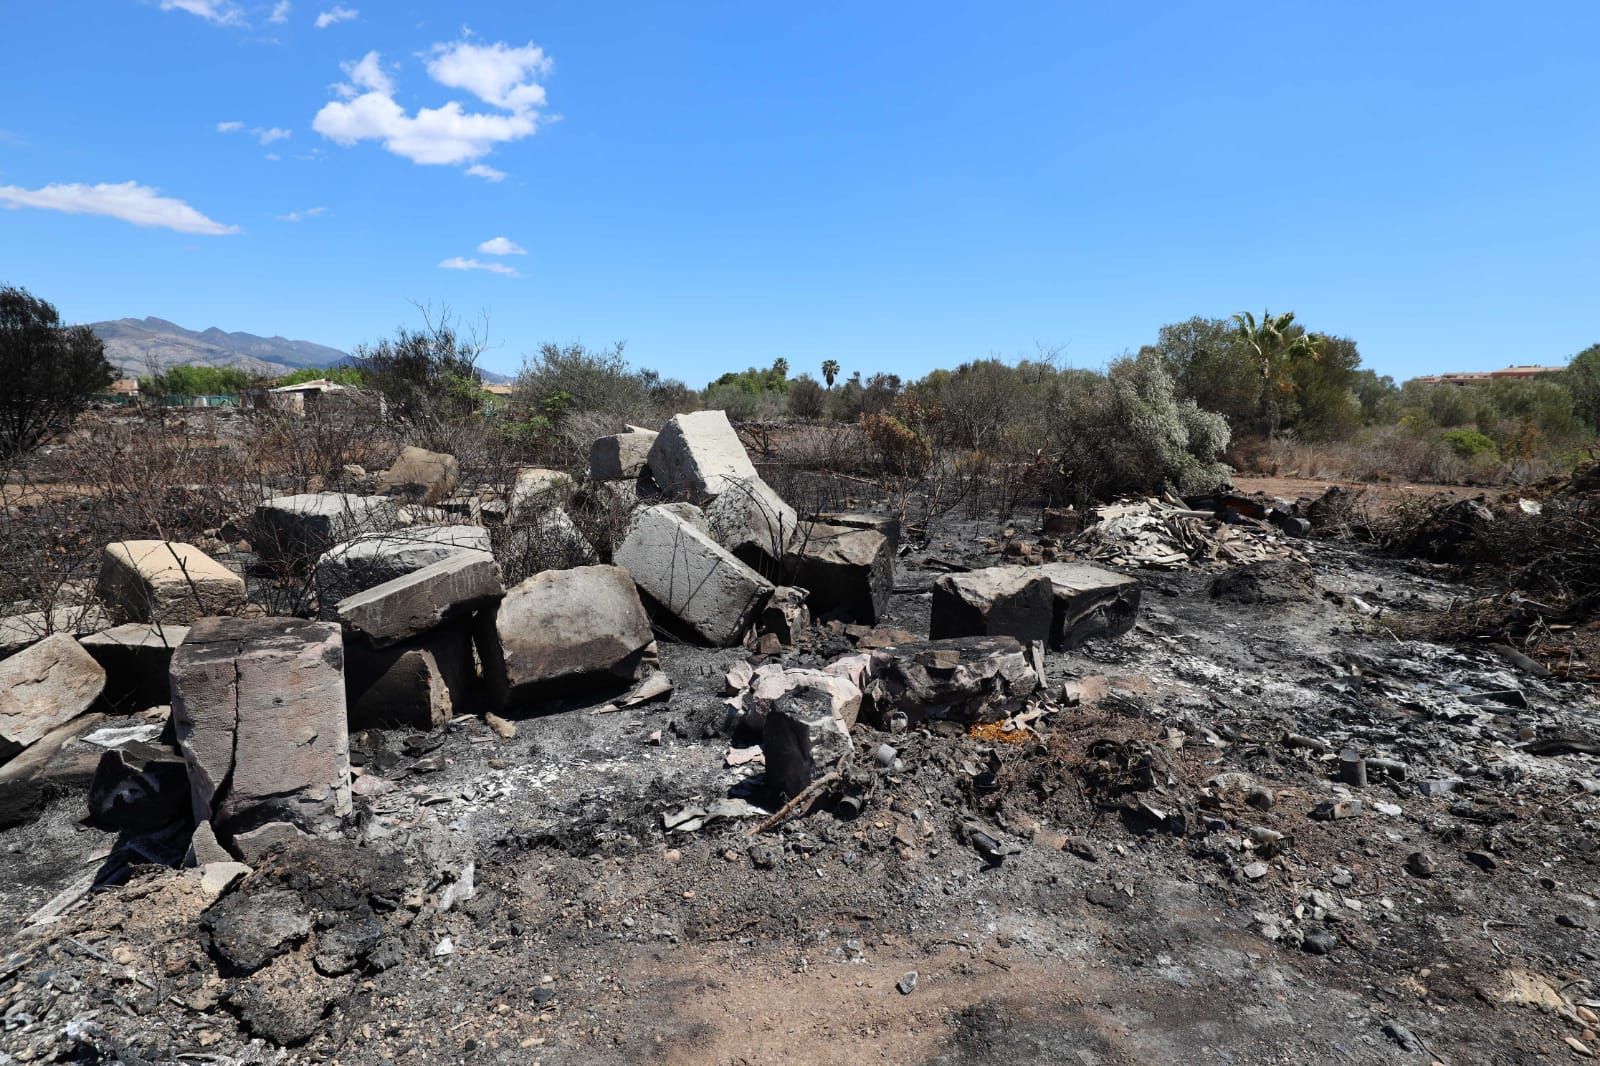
[90,316,352,378]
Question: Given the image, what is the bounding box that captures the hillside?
[89,317,351,378]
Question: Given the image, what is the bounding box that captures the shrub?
[1442,428,1497,459]
[1051,353,1231,503]
[861,411,932,476]
[141,364,254,396]
[787,375,825,420]
[0,286,115,459]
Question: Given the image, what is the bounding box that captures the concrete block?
[613,504,773,647]
[930,566,1054,644]
[97,540,246,625]
[783,523,893,624]
[646,410,758,498]
[80,623,189,712]
[377,446,459,504]
[252,493,396,563]
[589,427,658,480]
[487,565,655,703]
[335,552,503,648]
[1035,562,1141,649]
[314,525,492,618]
[0,633,106,761]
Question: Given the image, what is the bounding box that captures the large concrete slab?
[1035,562,1141,649]
[783,523,893,624]
[80,623,189,712]
[487,565,655,704]
[97,540,246,625]
[335,552,504,648]
[314,525,492,619]
[589,427,658,480]
[252,493,396,564]
[0,633,106,762]
[613,504,773,647]
[170,617,351,839]
[705,475,799,569]
[646,410,758,499]
[930,566,1054,645]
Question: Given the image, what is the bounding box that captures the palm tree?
[1232,310,1315,438]
[821,359,840,389]
[772,357,789,378]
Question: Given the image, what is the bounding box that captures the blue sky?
[2,1,1597,385]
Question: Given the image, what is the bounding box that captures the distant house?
[1414,364,1566,386]
[482,383,514,397]
[109,378,140,397]
[264,378,353,414]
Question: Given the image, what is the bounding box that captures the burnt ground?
[3,515,1599,1065]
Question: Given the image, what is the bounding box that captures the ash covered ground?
[3,510,1598,1066]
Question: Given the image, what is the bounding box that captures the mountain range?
[89,317,353,379]
[88,317,514,383]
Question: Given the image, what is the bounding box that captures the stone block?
[335,552,503,648]
[486,565,655,703]
[97,540,246,625]
[861,635,1042,726]
[314,525,492,618]
[376,446,459,504]
[508,467,575,519]
[1035,562,1141,649]
[646,410,757,498]
[783,523,893,624]
[589,427,658,480]
[80,623,189,711]
[0,633,106,762]
[812,511,901,550]
[930,566,1054,644]
[252,493,396,563]
[705,475,799,568]
[613,504,773,647]
[170,617,351,838]
[345,624,476,731]
[0,606,112,660]
[761,688,853,800]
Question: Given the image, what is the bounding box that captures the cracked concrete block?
[745,664,862,732]
[314,525,492,618]
[376,446,459,504]
[783,523,893,624]
[646,410,758,499]
[930,566,1054,644]
[170,617,350,839]
[252,494,397,563]
[486,564,655,704]
[508,468,575,519]
[862,635,1042,726]
[335,552,503,648]
[761,687,854,800]
[589,427,658,480]
[613,504,773,647]
[1036,562,1141,649]
[345,624,476,731]
[704,475,799,568]
[0,633,106,761]
[97,540,247,625]
[80,623,189,711]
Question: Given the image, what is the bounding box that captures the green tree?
[1143,316,1262,435]
[1232,310,1316,438]
[142,364,254,395]
[1566,343,1600,429]
[356,310,484,433]
[821,359,840,389]
[0,286,114,458]
[274,365,366,388]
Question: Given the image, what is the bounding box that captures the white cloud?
[314,5,357,28]
[439,255,520,277]
[425,40,551,112]
[338,51,394,96]
[217,121,292,145]
[0,181,239,236]
[277,206,328,222]
[267,0,291,23]
[477,236,525,256]
[160,0,244,24]
[314,38,550,174]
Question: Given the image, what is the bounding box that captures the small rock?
[1382,1022,1423,1053]
[1245,787,1275,811]
[1557,914,1589,930]
[1405,851,1437,878]
[1302,928,1338,955]
[485,713,517,740]
[434,936,455,957]
[896,971,918,995]
[1566,1036,1593,1059]
[1311,799,1360,821]
[1418,778,1460,798]
[1065,837,1099,862]
[1463,850,1498,872]
[1242,862,1269,881]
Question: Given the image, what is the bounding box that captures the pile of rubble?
[0,408,1148,893]
[1069,493,1310,570]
